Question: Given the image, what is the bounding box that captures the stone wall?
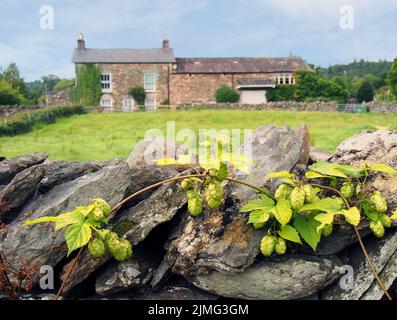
[0,105,40,117]
[178,101,340,112]
[367,101,397,113]
[45,88,72,107]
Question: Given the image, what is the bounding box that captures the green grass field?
[0,110,396,162]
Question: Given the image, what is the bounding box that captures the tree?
[0,79,23,105]
[54,79,74,91]
[215,85,239,103]
[41,74,61,93]
[357,81,374,103]
[2,62,27,95]
[72,64,102,106]
[128,87,146,105]
[386,57,397,97]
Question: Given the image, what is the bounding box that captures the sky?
[0,0,396,81]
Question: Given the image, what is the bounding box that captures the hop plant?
[302,184,316,203]
[340,182,354,199]
[205,181,223,209]
[290,187,306,210]
[322,224,333,237]
[181,179,193,191]
[88,237,106,257]
[370,220,385,238]
[334,197,346,209]
[187,189,203,217]
[379,214,392,228]
[275,237,287,255]
[274,184,291,201]
[215,162,228,182]
[371,191,388,213]
[261,235,276,256]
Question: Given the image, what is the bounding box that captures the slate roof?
[237,78,275,87]
[72,48,176,63]
[174,57,310,73]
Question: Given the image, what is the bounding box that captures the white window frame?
[101,73,112,93]
[144,72,157,92]
[145,98,156,109]
[276,73,294,85]
[100,98,113,111]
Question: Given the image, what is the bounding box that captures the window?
[101,73,112,92]
[122,98,134,112]
[100,98,113,111]
[275,74,294,85]
[144,72,157,92]
[123,98,134,108]
[145,98,156,109]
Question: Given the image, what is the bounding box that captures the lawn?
[0,109,396,162]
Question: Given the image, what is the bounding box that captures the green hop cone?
[370,220,385,238]
[91,198,111,218]
[88,237,106,258]
[205,181,223,209]
[302,184,316,203]
[322,224,333,237]
[260,235,276,257]
[275,237,287,255]
[379,214,392,228]
[340,182,354,199]
[113,238,133,261]
[290,187,306,210]
[187,189,203,217]
[88,207,106,222]
[274,184,291,201]
[181,179,193,191]
[371,191,388,213]
[253,222,266,230]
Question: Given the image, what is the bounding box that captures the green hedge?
[0,105,86,136]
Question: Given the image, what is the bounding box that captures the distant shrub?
[215,85,239,103]
[357,81,374,103]
[128,87,146,105]
[0,105,86,136]
[160,98,170,105]
[266,85,296,102]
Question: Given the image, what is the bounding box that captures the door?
[240,90,267,104]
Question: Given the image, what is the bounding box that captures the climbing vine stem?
[311,183,392,301]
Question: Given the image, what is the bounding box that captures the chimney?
[77,33,85,51]
[162,38,170,49]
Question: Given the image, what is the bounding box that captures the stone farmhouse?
[72,34,310,111]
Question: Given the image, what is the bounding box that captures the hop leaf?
[260,235,276,256]
[278,225,301,244]
[253,222,266,230]
[341,207,361,226]
[64,222,92,256]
